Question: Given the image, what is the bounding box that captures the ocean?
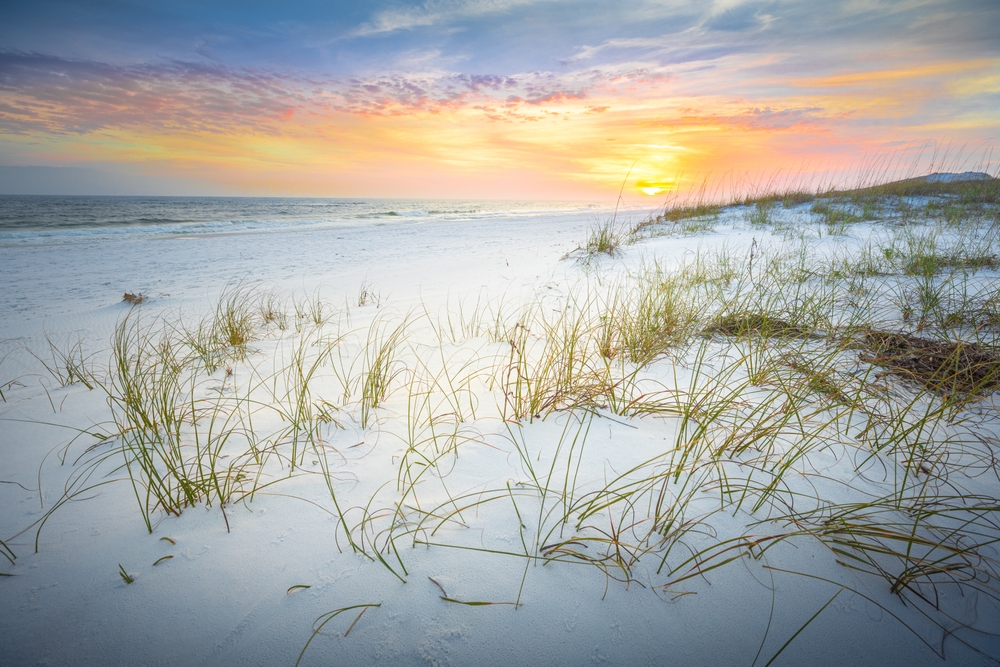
[0,195,608,246]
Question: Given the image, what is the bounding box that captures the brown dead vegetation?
[861,330,1000,396]
[122,292,146,305]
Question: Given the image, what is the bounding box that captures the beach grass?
[27,334,97,390]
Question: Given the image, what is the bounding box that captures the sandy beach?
[2,182,999,666]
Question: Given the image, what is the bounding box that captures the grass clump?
[598,268,700,364]
[661,202,722,222]
[184,281,262,372]
[100,299,274,531]
[745,200,775,227]
[500,308,595,421]
[258,290,288,330]
[28,335,96,390]
[850,172,999,203]
[214,281,258,352]
[903,252,999,277]
[0,350,18,402]
[358,316,409,427]
[707,312,808,339]
[895,229,1000,277]
[583,219,627,256]
[357,281,382,307]
[641,202,721,236]
[810,200,863,232]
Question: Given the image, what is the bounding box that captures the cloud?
[0,51,671,135]
[703,2,770,32]
[350,0,542,37]
[669,105,831,131]
[0,52,310,135]
[563,37,671,64]
[560,12,769,69]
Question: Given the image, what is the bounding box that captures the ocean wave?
[0,195,608,246]
[133,217,193,224]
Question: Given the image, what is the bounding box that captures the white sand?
[1,201,998,666]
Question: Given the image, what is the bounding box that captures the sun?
[636,179,674,196]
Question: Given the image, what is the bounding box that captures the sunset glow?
[1,1,998,199]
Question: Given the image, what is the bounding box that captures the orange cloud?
[795,59,997,88]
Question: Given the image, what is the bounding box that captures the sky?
[1,0,998,199]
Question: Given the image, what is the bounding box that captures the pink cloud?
[0,51,664,135]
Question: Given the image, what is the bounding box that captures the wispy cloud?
[350,0,543,36]
[0,52,312,135]
[0,51,675,135]
[644,105,831,132]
